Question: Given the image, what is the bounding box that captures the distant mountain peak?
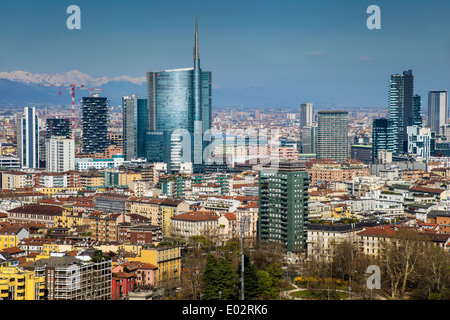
[0,69,146,86]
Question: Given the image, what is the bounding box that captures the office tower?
[372,118,394,163]
[428,90,448,133]
[412,94,422,127]
[46,136,75,173]
[301,125,317,154]
[81,96,110,154]
[299,103,314,129]
[258,160,310,253]
[388,70,414,154]
[146,18,212,173]
[407,126,432,159]
[316,111,348,163]
[16,107,39,169]
[45,118,72,139]
[123,94,148,160]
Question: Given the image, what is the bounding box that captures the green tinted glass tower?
[258,160,310,253]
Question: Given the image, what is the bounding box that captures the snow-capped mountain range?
[0,70,147,107]
[0,69,146,87]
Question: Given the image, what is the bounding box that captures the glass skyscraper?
[123,94,148,160]
[16,107,39,169]
[372,118,394,163]
[146,18,212,173]
[427,90,448,133]
[389,70,414,154]
[316,111,348,163]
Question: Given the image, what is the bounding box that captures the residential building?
[127,246,181,285]
[170,211,220,240]
[306,221,378,262]
[24,252,112,300]
[0,265,45,300]
[46,137,75,173]
[258,160,310,253]
[112,272,135,300]
[0,226,29,250]
[81,96,110,154]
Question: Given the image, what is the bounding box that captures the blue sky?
[1,0,450,108]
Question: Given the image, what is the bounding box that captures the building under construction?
[81,96,110,154]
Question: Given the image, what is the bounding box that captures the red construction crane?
[87,87,103,97]
[39,83,87,139]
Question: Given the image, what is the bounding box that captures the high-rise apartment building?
[372,118,394,163]
[316,111,348,163]
[258,160,309,253]
[299,103,314,129]
[123,94,148,160]
[46,137,75,173]
[45,118,72,139]
[428,90,448,133]
[81,96,110,154]
[389,70,414,154]
[146,18,212,173]
[16,107,39,169]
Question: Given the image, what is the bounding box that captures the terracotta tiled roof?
[171,212,219,222]
[358,225,396,237]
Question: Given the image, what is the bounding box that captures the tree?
[202,254,238,300]
[382,228,427,299]
[415,245,450,299]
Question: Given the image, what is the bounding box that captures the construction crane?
[39,83,87,139]
[87,88,103,97]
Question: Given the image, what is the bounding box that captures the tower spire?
[194,16,200,66]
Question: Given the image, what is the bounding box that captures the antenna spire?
[194,16,200,64]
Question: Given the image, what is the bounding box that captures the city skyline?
[0,0,450,108]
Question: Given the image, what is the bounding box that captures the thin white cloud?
[358,56,373,61]
[307,51,325,58]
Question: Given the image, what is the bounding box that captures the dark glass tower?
[389,70,414,154]
[412,94,422,127]
[123,94,148,160]
[81,96,110,154]
[146,18,212,173]
[372,118,394,163]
